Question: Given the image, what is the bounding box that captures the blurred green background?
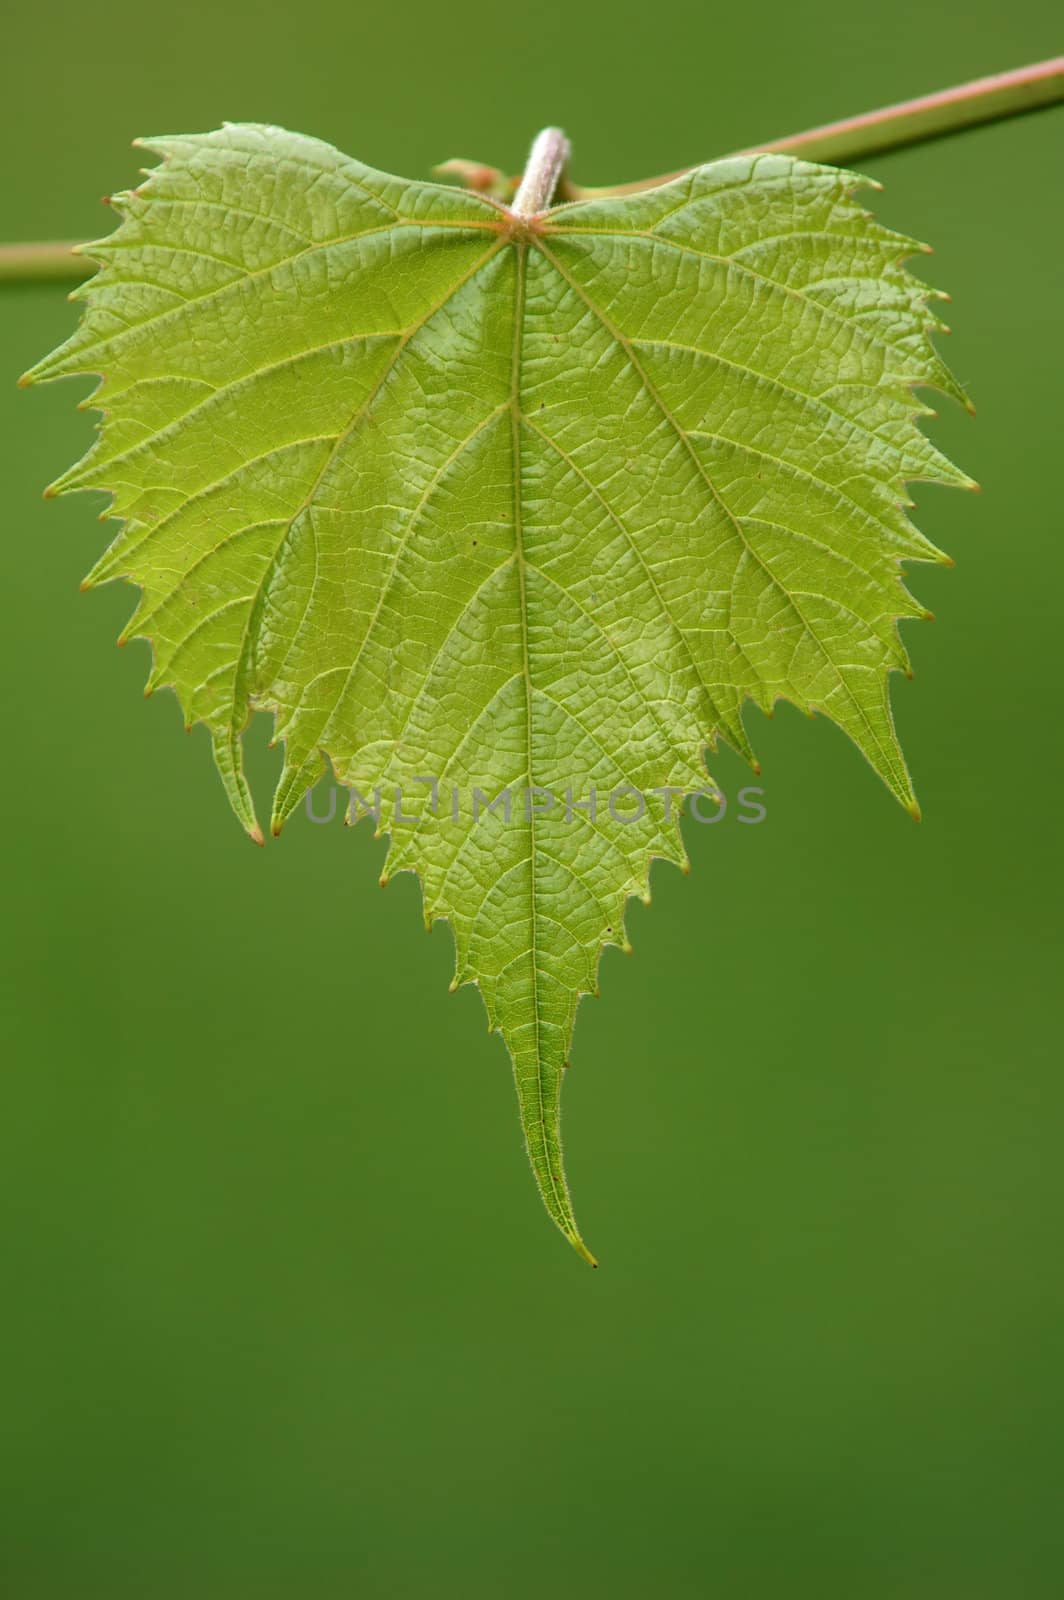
[1,2,1061,1595]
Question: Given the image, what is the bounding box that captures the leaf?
[23,124,973,1263]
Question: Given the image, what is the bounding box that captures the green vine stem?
[0,240,88,283]
[2,56,1062,282]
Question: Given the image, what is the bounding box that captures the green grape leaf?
[23,124,973,1263]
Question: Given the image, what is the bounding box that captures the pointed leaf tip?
[571,1235,599,1267]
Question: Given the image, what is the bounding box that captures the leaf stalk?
[511,127,572,216]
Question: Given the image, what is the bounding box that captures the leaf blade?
[25,129,973,1260]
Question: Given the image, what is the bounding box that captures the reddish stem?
[569,57,1064,198]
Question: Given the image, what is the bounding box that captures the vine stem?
[0,240,86,283]
[1,56,1061,281]
[568,56,1064,198]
